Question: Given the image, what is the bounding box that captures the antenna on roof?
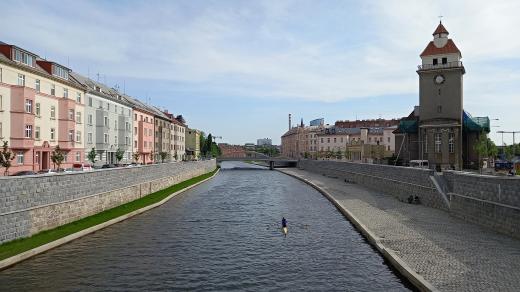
[87,66,90,79]
[438,15,443,23]
[67,56,69,67]
[123,80,126,94]
[104,74,106,86]
[96,73,100,82]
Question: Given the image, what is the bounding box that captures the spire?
[300,118,304,127]
[433,21,449,36]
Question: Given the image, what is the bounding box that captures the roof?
[433,22,449,35]
[420,39,461,57]
[70,72,131,107]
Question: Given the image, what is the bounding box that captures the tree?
[51,146,65,170]
[0,141,15,176]
[159,151,168,163]
[474,132,498,172]
[115,148,125,164]
[133,152,140,163]
[199,131,206,155]
[87,148,97,165]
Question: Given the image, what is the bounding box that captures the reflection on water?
[0,161,411,291]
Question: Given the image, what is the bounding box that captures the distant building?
[219,143,246,158]
[185,128,200,160]
[309,118,324,127]
[244,143,256,151]
[281,123,325,159]
[257,138,272,146]
[394,22,490,170]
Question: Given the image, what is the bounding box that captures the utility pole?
[497,131,520,146]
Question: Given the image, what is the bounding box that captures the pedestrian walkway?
[279,168,520,292]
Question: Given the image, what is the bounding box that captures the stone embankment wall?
[298,160,449,210]
[0,160,216,244]
[298,160,520,239]
[443,171,520,238]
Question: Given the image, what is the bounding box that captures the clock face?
[434,75,445,84]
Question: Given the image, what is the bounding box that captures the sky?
[1,0,519,145]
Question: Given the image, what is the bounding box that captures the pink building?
[124,96,155,164]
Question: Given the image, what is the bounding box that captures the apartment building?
[71,73,133,166]
[186,128,200,160]
[123,96,155,164]
[0,41,85,174]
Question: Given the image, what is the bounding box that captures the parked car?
[409,160,429,169]
[72,163,92,171]
[101,164,116,169]
[12,171,37,176]
[37,169,57,175]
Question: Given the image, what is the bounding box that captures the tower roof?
[420,39,461,57]
[433,22,449,35]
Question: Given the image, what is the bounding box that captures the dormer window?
[95,86,101,92]
[442,57,447,64]
[52,65,69,80]
[433,58,438,65]
[13,48,35,67]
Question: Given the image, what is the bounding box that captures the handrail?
[417,61,463,70]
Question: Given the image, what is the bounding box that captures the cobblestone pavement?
[279,168,520,292]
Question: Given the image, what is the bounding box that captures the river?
[0,161,412,291]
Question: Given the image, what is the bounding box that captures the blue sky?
[1,0,519,145]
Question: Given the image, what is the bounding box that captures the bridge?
[216,151,298,170]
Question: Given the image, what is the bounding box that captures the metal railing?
[418,61,463,70]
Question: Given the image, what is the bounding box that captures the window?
[76,151,81,162]
[327,138,330,143]
[88,114,93,125]
[35,126,40,140]
[387,137,391,143]
[0,95,2,110]
[433,58,438,65]
[449,132,455,153]
[114,104,117,113]
[50,128,55,140]
[334,138,336,143]
[50,106,56,118]
[35,103,40,116]
[63,88,68,98]
[134,114,137,121]
[98,100,103,108]
[88,132,92,143]
[16,151,24,164]
[369,137,372,142]
[437,105,442,113]
[442,57,447,64]
[134,140,137,148]
[114,120,117,130]
[0,68,2,82]
[0,123,2,138]
[76,92,81,103]
[25,125,33,138]
[115,136,118,145]
[18,74,25,86]
[35,79,40,92]
[63,153,68,162]
[76,130,81,142]
[13,49,34,67]
[76,111,82,123]
[424,134,428,153]
[107,103,110,111]
[25,99,32,113]
[51,84,55,96]
[134,127,137,135]
[104,133,109,143]
[126,122,130,131]
[68,109,74,120]
[52,65,69,79]
[35,152,40,164]
[88,97,92,107]
[434,133,442,153]
[104,116,108,126]
[69,130,74,142]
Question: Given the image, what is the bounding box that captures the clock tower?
[417,21,465,170]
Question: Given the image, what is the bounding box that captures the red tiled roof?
[433,22,449,35]
[420,39,461,57]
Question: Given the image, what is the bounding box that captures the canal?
[0,162,411,291]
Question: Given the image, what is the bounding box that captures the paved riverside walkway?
[279,168,520,292]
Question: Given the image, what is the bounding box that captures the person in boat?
[282,217,287,228]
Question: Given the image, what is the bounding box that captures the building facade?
[394,22,490,170]
[124,96,156,164]
[186,128,200,160]
[257,138,272,146]
[0,41,85,174]
[71,73,133,166]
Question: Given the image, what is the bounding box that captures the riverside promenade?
[279,168,520,292]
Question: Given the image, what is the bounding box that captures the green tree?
[115,148,125,164]
[474,132,498,172]
[159,151,168,163]
[199,131,206,155]
[51,146,65,171]
[132,152,140,163]
[0,141,15,175]
[87,148,97,165]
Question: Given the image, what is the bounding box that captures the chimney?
[289,114,292,131]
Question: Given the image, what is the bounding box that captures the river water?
[0,162,412,291]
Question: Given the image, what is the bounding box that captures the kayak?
[282,226,288,235]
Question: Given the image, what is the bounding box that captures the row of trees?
[0,141,67,175]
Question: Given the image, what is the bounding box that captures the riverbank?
[278,168,520,292]
[0,167,219,270]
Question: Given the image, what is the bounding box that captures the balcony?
[417,61,464,71]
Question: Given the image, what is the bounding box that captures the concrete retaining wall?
[298,160,448,210]
[443,171,520,238]
[0,160,216,243]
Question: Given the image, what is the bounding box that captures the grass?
[0,168,218,261]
